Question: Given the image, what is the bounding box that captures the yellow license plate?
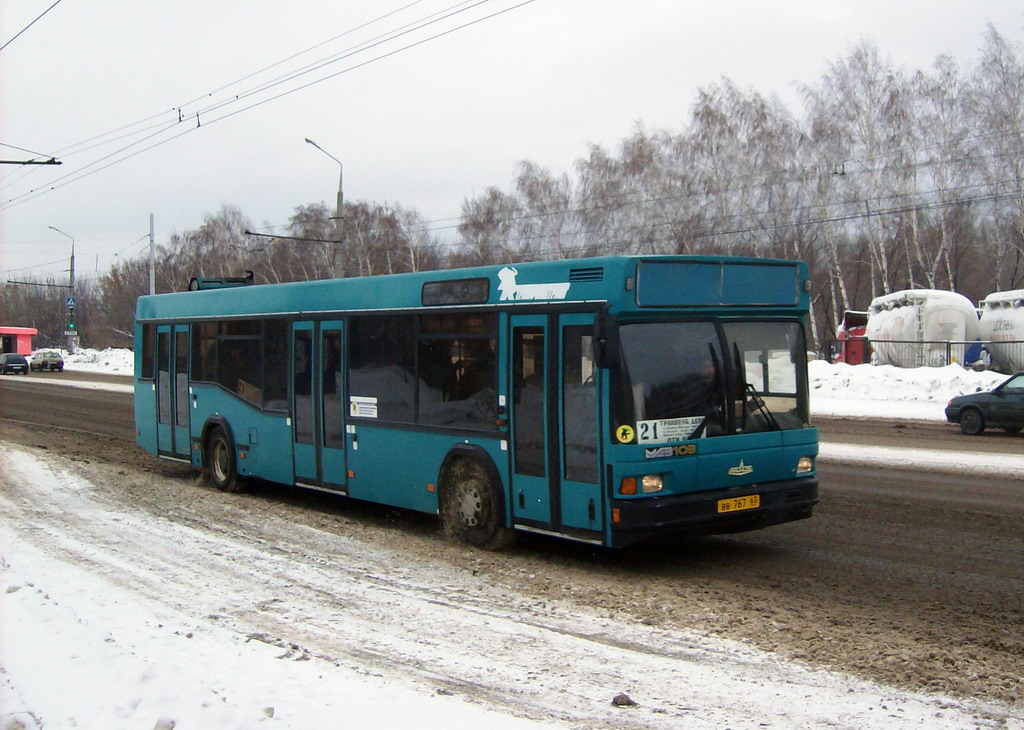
[717,494,761,513]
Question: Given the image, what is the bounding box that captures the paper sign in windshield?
[349,396,378,418]
[636,416,705,444]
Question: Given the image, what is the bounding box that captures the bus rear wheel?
[206,425,249,493]
[441,458,514,551]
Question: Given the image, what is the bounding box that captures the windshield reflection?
[617,320,808,440]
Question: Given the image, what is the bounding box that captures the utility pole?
[305,138,345,278]
[149,213,156,295]
[48,225,78,353]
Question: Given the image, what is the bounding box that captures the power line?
[2,3,476,191]
[1,1,503,185]
[0,0,539,212]
[20,1,455,168]
[200,0,539,125]
[186,0,501,121]
[183,0,480,120]
[1,256,71,281]
[246,178,1023,262]
[433,186,1024,261]
[112,234,152,258]
[0,0,64,53]
[175,0,439,112]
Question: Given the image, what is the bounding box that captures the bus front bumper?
[609,476,819,547]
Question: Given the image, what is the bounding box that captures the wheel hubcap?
[212,441,229,481]
[458,486,482,527]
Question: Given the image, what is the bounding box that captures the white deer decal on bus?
[496,266,572,301]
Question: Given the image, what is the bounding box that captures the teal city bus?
[134,255,819,549]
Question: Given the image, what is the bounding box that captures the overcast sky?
[1,0,1022,286]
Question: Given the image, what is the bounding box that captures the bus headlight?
[796,456,815,474]
[641,474,664,493]
[619,474,665,495]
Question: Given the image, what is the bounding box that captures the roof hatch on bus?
[188,271,255,291]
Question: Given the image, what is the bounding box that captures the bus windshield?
[617,320,808,438]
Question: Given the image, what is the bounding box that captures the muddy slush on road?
[0,405,1022,711]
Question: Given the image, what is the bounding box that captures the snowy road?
[2,443,1020,730]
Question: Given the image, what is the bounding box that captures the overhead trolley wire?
[178,0,468,116]
[184,0,493,120]
[196,0,538,125]
[0,0,538,212]
[0,0,64,53]
[11,1,445,167]
[2,2,466,192]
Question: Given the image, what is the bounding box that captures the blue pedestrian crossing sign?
[66,297,76,308]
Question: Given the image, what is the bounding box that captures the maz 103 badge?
[645,443,697,460]
[636,416,705,444]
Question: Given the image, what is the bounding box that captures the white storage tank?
[865,289,980,367]
[979,289,1024,373]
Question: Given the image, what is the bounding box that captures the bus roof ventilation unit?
[187,271,255,291]
[569,267,604,282]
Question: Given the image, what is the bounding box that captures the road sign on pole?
[66,296,76,308]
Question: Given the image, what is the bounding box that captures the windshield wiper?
[733,343,780,431]
[744,381,780,431]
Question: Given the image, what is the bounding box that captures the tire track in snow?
[3,443,1019,730]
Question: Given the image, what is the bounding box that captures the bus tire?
[205,424,249,493]
[958,407,985,436]
[440,457,514,551]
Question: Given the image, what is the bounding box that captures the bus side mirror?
[593,310,618,369]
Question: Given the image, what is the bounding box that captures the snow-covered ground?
[2,349,1021,729]
[62,347,135,375]
[807,359,1008,421]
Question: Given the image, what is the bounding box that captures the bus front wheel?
[205,424,249,493]
[441,458,514,551]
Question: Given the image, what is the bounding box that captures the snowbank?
[808,360,1008,420]
[63,347,134,374]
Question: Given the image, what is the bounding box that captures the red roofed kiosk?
[0,326,38,354]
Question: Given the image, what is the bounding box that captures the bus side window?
[157,331,170,425]
[263,319,288,409]
[349,315,415,422]
[191,322,216,383]
[513,329,545,478]
[322,329,344,448]
[141,324,155,379]
[563,326,597,484]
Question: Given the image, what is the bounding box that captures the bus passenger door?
[509,316,553,527]
[155,324,191,460]
[509,314,603,537]
[558,315,602,534]
[291,320,347,491]
[319,322,346,490]
[292,322,317,485]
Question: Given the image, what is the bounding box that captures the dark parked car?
[945,372,1024,435]
[30,350,64,372]
[0,353,30,375]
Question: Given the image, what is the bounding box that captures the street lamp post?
[304,138,345,278]
[48,225,78,353]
